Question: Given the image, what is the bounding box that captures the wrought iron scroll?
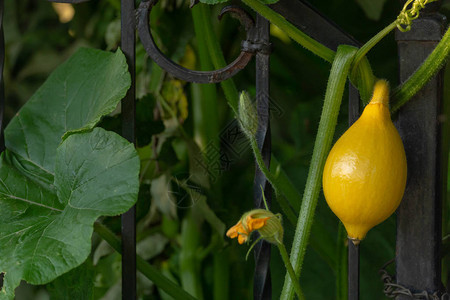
[137,0,261,83]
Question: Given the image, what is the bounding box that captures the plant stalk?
[198,3,239,114]
[351,21,397,75]
[191,7,228,300]
[280,45,358,300]
[277,242,305,300]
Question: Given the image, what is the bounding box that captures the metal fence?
[0,0,446,299]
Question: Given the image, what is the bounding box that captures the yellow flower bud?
[238,91,258,138]
[226,209,283,245]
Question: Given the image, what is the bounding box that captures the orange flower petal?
[246,216,270,231]
[227,221,250,240]
[226,222,240,238]
[226,228,238,239]
[238,234,248,244]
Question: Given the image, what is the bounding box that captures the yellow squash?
[322,80,407,243]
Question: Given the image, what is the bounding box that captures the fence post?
[121,0,137,298]
[253,14,272,300]
[395,3,446,297]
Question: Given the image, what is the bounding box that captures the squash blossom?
[226,209,283,245]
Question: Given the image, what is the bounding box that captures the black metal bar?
[137,0,259,83]
[270,0,360,50]
[348,240,360,300]
[395,2,445,298]
[253,14,272,300]
[121,0,137,299]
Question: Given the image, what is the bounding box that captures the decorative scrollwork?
[137,0,265,83]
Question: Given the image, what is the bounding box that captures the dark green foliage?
[3,1,449,300]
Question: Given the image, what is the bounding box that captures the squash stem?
[277,242,305,300]
[280,45,358,300]
[351,21,397,76]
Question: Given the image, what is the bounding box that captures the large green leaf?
[0,48,139,299]
[4,47,131,176]
[46,260,95,300]
[0,128,139,299]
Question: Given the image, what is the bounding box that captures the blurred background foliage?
[4,0,450,299]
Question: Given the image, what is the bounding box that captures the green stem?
[250,137,298,225]
[277,243,305,300]
[180,212,204,299]
[254,138,338,272]
[240,0,377,104]
[93,222,197,300]
[348,21,397,104]
[241,0,335,63]
[349,56,375,105]
[391,24,450,112]
[191,5,219,150]
[198,4,239,114]
[280,45,358,300]
[213,250,230,300]
[351,21,397,76]
[193,8,230,299]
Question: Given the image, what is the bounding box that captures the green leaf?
[46,260,95,300]
[0,128,140,299]
[4,47,131,175]
[0,48,137,299]
[355,0,387,21]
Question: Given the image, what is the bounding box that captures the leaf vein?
[0,192,63,212]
